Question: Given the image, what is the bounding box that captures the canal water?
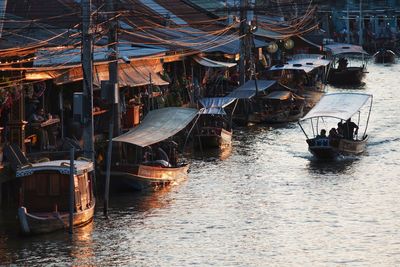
[1,63,400,266]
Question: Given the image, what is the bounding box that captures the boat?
[226,79,277,126]
[298,93,373,159]
[324,43,369,86]
[373,49,396,64]
[16,159,95,235]
[110,107,198,191]
[255,90,305,124]
[267,55,330,111]
[196,97,235,148]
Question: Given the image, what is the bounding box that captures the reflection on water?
[2,63,400,265]
[307,156,359,175]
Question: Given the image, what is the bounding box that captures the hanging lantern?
[267,42,278,53]
[284,39,294,50]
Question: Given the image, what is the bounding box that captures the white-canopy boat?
[298,93,373,159]
[110,107,198,190]
[324,43,369,86]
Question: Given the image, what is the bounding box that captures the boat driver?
[342,118,359,140]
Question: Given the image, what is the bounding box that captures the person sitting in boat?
[329,127,341,147]
[337,57,348,70]
[342,118,359,140]
[316,129,327,139]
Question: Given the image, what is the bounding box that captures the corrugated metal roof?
[33,43,168,67]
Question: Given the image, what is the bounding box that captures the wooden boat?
[267,56,330,112]
[248,90,305,124]
[324,43,369,86]
[299,93,373,160]
[16,159,95,235]
[196,97,235,148]
[306,135,369,159]
[373,49,396,64]
[109,162,189,191]
[110,107,199,191]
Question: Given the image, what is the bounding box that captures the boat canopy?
[324,43,369,56]
[199,97,236,115]
[269,58,331,73]
[113,107,198,147]
[193,55,237,68]
[301,93,372,121]
[264,90,303,101]
[227,80,276,99]
[15,160,94,178]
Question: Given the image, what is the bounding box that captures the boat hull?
[328,67,366,85]
[18,201,95,235]
[110,164,189,191]
[307,137,368,160]
[196,128,232,148]
[374,50,396,64]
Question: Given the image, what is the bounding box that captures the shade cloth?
[199,97,236,114]
[227,80,276,99]
[301,93,372,121]
[193,55,237,68]
[113,107,198,147]
[324,43,369,56]
[269,57,331,73]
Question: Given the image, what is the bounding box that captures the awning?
[193,55,237,68]
[301,93,372,121]
[269,57,331,73]
[26,60,169,87]
[324,43,369,56]
[113,107,198,147]
[227,80,276,99]
[199,97,236,115]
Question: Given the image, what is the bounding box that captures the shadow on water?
[306,156,360,175]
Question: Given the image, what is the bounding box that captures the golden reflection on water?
[70,221,95,266]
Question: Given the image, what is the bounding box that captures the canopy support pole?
[362,96,373,139]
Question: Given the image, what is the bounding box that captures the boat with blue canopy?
[196,97,236,148]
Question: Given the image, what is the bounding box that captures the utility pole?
[359,0,363,46]
[104,0,119,218]
[239,0,248,85]
[106,0,120,136]
[82,0,95,162]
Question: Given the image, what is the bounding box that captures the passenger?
[342,118,359,140]
[316,129,327,139]
[338,57,348,70]
[329,127,340,147]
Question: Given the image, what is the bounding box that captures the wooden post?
[69,147,75,234]
[103,103,114,218]
[239,0,247,86]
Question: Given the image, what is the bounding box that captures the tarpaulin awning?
[113,107,199,147]
[26,60,169,87]
[269,57,331,73]
[227,80,276,99]
[193,56,237,68]
[199,97,236,115]
[324,43,369,56]
[301,93,372,121]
